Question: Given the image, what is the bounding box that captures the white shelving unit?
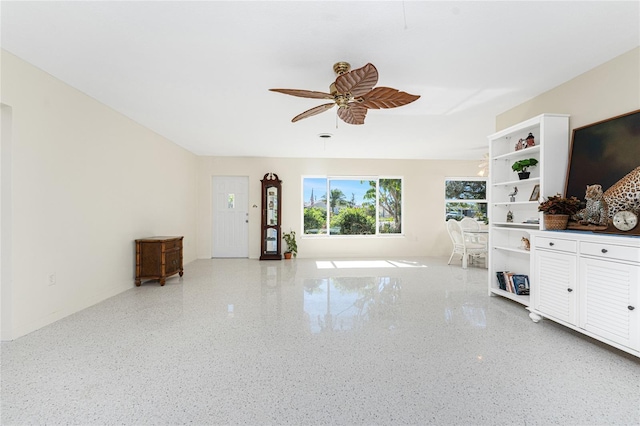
[487,114,570,306]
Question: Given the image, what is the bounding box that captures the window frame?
[302,175,404,237]
[444,177,488,223]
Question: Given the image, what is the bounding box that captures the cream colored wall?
[1,50,199,339]
[497,47,639,130]
[197,156,480,259]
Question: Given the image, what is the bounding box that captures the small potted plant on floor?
[282,230,297,259]
[538,193,581,230]
[512,158,538,180]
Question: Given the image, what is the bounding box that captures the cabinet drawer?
[163,238,182,250]
[580,241,640,263]
[535,236,577,253]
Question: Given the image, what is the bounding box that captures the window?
[445,178,487,223]
[303,177,403,235]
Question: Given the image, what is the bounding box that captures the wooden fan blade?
[292,103,335,122]
[335,63,378,97]
[269,88,334,100]
[359,87,420,109]
[337,104,368,125]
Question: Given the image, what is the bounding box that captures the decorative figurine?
[525,132,535,148]
[573,184,609,226]
[508,186,518,202]
[515,139,524,151]
[507,210,514,223]
[521,237,530,251]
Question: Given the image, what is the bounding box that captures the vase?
[518,172,530,180]
[544,214,569,230]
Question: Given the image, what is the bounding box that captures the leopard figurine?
[603,166,640,218]
[573,184,609,226]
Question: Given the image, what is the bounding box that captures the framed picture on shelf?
[529,184,540,201]
[565,109,640,201]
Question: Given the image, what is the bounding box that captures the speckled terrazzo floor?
[1,257,639,425]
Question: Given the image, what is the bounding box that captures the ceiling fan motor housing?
[333,61,351,75]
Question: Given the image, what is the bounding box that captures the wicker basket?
[544,214,569,230]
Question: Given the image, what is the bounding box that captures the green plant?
[282,230,297,257]
[330,207,376,235]
[511,158,538,173]
[538,194,581,215]
[304,207,326,234]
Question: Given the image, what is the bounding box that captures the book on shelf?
[511,274,530,295]
[503,272,515,293]
[506,272,516,293]
[496,271,508,291]
[496,272,529,295]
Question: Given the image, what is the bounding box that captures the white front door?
[212,176,249,258]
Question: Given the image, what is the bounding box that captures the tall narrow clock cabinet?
[260,173,282,260]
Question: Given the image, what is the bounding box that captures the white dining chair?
[459,217,488,251]
[459,217,481,232]
[447,219,487,269]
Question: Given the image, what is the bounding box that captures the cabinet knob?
[601,248,608,253]
[629,306,635,311]
[567,288,573,293]
[549,242,554,246]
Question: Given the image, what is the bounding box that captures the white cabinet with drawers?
[529,231,640,357]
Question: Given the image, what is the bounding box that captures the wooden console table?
[135,236,184,286]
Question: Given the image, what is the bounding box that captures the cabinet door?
[533,249,577,324]
[265,186,278,226]
[165,249,181,275]
[579,257,639,350]
[140,242,162,276]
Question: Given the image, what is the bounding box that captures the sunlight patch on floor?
[316,260,428,269]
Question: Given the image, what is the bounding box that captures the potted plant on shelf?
[282,230,297,259]
[538,193,581,230]
[511,158,538,180]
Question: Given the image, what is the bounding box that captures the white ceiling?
[1,1,639,160]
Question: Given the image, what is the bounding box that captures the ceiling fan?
[269,62,420,125]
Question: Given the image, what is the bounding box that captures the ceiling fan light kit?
[270,62,420,125]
